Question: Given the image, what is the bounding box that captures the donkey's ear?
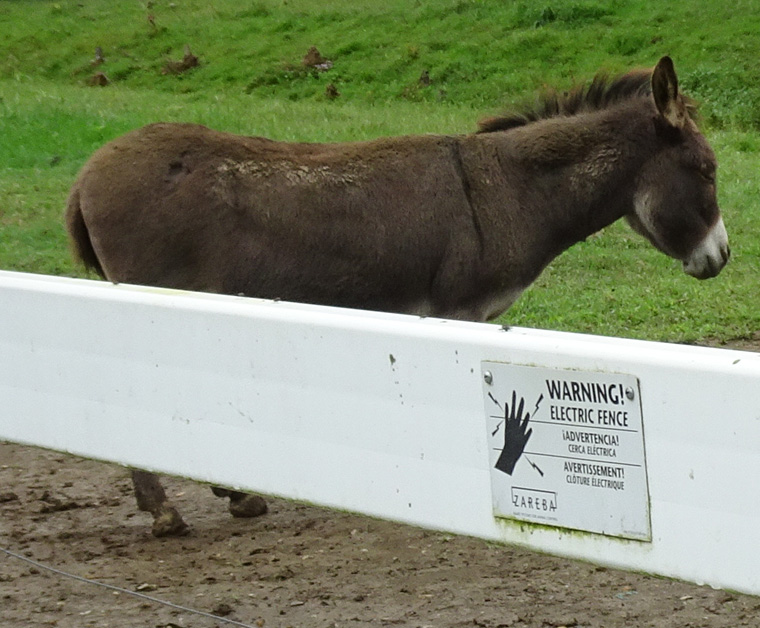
[651,56,687,129]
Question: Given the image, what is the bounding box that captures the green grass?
[3,0,760,125]
[1,0,759,344]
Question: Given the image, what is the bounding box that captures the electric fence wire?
[0,545,258,628]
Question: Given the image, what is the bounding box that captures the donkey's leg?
[131,470,190,537]
[210,486,268,518]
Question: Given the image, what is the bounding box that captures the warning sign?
[483,362,651,541]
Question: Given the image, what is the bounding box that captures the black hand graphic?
[494,391,533,475]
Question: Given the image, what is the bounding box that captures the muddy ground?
[2,338,759,628]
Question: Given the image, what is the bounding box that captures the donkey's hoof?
[228,494,268,518]
[151,506,190,538]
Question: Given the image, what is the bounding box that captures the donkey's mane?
[478,68,665,134]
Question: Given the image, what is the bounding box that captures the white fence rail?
[1,270,759,594]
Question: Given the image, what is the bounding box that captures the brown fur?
[65,57,727,535]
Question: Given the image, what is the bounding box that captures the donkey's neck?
[497,103,654,254]
[446,102,658,320]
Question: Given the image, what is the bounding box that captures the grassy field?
[1,0,759,343]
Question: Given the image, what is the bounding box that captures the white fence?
[1,270,759,594]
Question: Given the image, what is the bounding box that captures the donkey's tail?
[65,185,106,279]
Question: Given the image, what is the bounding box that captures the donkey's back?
[67,122,490,316]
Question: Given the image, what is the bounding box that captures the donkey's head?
[626,56,729,279]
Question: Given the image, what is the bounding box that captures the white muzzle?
[683,218,730,279]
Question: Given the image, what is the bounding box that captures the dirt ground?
[2,338,760,628]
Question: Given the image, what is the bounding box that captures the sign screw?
[483,371,493,385]
[625,387,635,400]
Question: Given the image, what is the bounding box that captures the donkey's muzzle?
[683,218,730,279]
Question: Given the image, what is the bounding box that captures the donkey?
[65,56,728,536]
